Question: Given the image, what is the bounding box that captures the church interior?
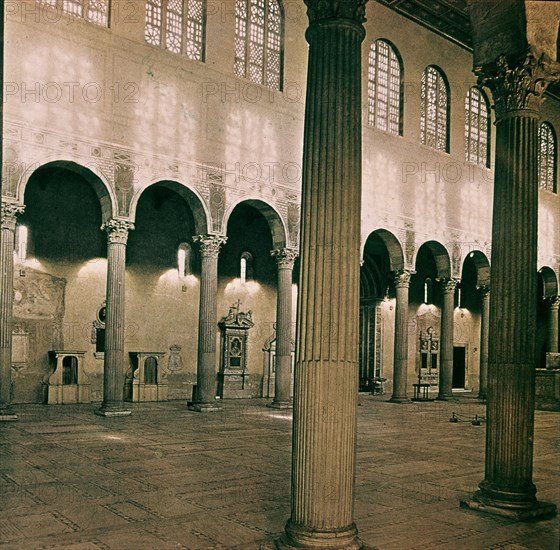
[0,0,559,548]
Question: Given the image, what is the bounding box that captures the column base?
[95,405,132,417]
[461,492,557,521]
[263,521,371,550]
[388,396,410,404]
[188,401,222,412]
[267,400,293,410]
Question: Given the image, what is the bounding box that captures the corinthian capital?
[394,269,412,288]
[477,51,560,119]
[438,278,459,294]
[1,202,25,231]
[102,219,134,245]
[476,284,490,297]
[271,248,298,270]
[305,0,368,24]
[193,234,227,258]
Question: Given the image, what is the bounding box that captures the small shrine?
[218,301,254,398]
[46,350,91,404]
[125,352,168,402]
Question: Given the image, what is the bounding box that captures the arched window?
[420,66,449,152]
[234,0,283,90]
[145,0,206,61]
[424,278,433,305]
[368,39,402,135]
[177,243,192,278]
[465,87,490,167]
[538,122,557,193]
[37,0,110,26]
[240,251,254,283]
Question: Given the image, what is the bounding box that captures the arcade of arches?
[1,0,560,548]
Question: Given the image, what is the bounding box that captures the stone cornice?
[102,219,134,245]
[305,0,368,24]
[271,248,298,269]
[477,50,560,119]
[1,202,25,231]
[193,234,227,258]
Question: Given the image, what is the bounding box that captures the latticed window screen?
[145,0,206,61]
[465,87,489,167]
[235,0,283,90]
[420,66,449,152]
[538,122,557,193]
[37,0,109,26]
[368,39,401,135]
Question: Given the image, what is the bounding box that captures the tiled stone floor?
[0,396,558,549]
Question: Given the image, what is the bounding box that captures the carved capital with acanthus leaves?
[1,202,25,231]
[193,234,227,259]
[394,269,413,289]
[271,248,298,270]
[305,0,368,24]
[102,219,134,245]
[477,50,560,120]
[438,278,459,294]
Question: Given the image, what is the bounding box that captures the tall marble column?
[0,202,24,421]
[547,297,559,354]
[275,1,367,548]
[462,53,557,519]
[269,248,298,409]
[437,278,457,400]
[96,219,134,417]
[390,270,411,403]
[477,285,490,399]
[190,234,226,412]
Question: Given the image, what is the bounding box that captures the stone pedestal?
[273,1,368,548]
[269,248,297,409]
[461,52,558,520]
[189,235,226,412]
[0,202,24,421]
[477,286,490,400]
[437,279,457,400]
[96,220,133,417]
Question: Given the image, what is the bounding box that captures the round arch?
[414,240,451,279]
[223,198,288,249]
[463,250,490,287]
[129,180,210,236]
[362,228,405,272]
[538,266,559,298]
[18,160,117,222]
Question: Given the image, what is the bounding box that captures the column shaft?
[96,220,133,417]
[270,249,297,408]
[478,287,490,399]
[390,271,411,403]
[438,280,456,400]
[191,235,226,412]
[278,2,367,548]
[547,298,559,353]
[0,203,24,420]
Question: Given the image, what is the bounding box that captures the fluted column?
[96,219,134,417]
[274,1,367,548]
[269,248,298,409]
[477,285,490,399]
[189,234,226,412]
[437,278,457,400]
[0,202,24,421]
[390,270,411,403]
[462,52,558,519]
[547,297,559,354]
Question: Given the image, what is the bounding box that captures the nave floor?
[0,396,558,549]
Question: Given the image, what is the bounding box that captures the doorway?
[452,346,466,389]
